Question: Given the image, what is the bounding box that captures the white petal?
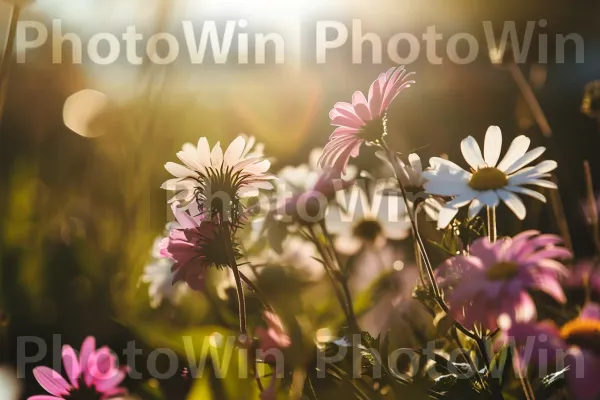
[483,126,502,167]
[224,136,246,167]
[165,162,197,178]
[161,178,182,190]
[242,136,256,157]
[533,160,557,174]
[197,137,211,164]
[424,179,469,196]
[167,189,194,203]
[460,136,486,170]
[478,190,500,207]
[523,179,557,189]
[497,189,526,220]
[505,186,547,203]
[496,135,530,171]
[248,181,274,190]
[238,186,259,197]
[335,235,363,255]
[504,147,546,174]
[244,160,271,174]
[428,157,472,178]
[437,206,460,229]
[408,153,422,175]
[210,142,223,166]
[468,198,485,219]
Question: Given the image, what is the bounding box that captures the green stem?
[379,139,440,298]
[238,271,274,312]
[318,220,360,332]
[221,223,247,334]
[307,225,352,325]
[487,206,497,243]
[379,139,480,344]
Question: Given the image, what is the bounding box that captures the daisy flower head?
[436,230,571,331]
[500,303,600,400]
[319,66,415,173]
[162,203,241,292]
[423,126,558,228]
[163,135,274,223]
[30,336,127,400]
[326,181,411,255]
[376,151,443,222]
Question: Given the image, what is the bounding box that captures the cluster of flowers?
[28,65,600,399]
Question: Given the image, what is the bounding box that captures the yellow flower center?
[468,167,508,191]
[485,262,519,281]
[560,318,600,354]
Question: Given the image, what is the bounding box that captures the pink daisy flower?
[435,230,571,330]
[500,303,600,400]
[29,336,127,400]
[318,66,415,173]
[161,202,240,292]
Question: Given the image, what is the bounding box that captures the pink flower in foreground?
[29,336,127,400]
[162,203,238,292]
[500,303,600,400]
[436,231,571,330]
[318,66,415,173]
[256,311,291,364]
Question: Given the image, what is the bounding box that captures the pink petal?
[80,336,96,387]
[367,79,382,118]
[329,126,359,139]
[61,345,80,389]
[351,91,368,107]
[330,115,364,129]
[95,370,126,392]
[28,396,63,400]
[33,367,71,396]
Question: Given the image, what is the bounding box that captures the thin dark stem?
[450,328,485,388]
[475,336,505,400]
[221,223,247,334]
[380,139,440,297]
[238,271,274,312]
[318,220,360,331]
[378,139,480,344]
[307,225,352,323]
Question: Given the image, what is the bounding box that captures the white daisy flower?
[326,182,411,255]
[376,151,442,223]
[376,151,427,191]
[140,234,188,308]
[423,126,557,228]
[162,135,274,220]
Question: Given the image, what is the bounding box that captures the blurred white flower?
[376,151,442,224]
[326,181,411,255]
[0,367,20,400]
[141,232,188,308]
[423,126,557,228]
[276,147,357,200]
